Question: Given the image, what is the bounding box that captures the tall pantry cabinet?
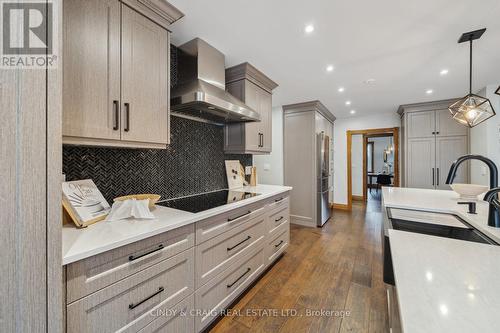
[399,99,469,190]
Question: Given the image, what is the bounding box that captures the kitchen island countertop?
[62,184,291,265]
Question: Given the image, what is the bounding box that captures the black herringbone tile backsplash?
[63,116,252,203]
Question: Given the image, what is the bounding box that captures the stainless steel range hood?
[171,38,260,124]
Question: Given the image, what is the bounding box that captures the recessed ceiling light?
[426,89,433,94]
[326,65,334,72]
[338,87,345,93]
[440,69,449,75]
[350,110,356,114]
[345,100,351,105]
[304,24,314,34]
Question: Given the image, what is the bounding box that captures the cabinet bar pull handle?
[274,240,284,248]
[227,210,251,222]
[227,267,251,288]
[261,133,264,147]
[124,103,130,132]
[275,216,284,222]
[129,287,164,309]
[437,168,440,186]
[128,244,164,261]
[275,197,284,203]
[432,168,435,186]
[227,236,251,251]
[113,100,119,130]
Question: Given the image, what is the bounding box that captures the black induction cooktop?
[156,190,260,213]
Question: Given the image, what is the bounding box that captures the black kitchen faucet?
[446,154,500,227]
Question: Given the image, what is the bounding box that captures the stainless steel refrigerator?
[317,132,331,226]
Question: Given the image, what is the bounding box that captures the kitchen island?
[383,187,500,333]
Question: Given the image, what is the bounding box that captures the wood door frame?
[347,127,400,210]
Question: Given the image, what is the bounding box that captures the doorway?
[347,128,400,210]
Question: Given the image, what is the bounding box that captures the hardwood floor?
[209,199,389,333]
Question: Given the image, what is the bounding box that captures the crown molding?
[225,62,278,93]
[283,100,336,123]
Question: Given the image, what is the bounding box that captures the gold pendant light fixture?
[448,28,496,127]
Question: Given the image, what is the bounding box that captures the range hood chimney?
[170,38,260,124]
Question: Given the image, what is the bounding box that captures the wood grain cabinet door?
[63,0,121,140]
[259,87,272,152]
[406,111,436,138]
[407,137,436,189]
[436,109,469,137]
[243,81,263,152]
[436,136,468,189]
[121,5,170,145]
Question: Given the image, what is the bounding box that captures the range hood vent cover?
[170,38,260,124]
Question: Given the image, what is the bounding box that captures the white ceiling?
[168,0,500,118]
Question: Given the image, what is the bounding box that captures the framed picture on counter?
[62,179,111,228]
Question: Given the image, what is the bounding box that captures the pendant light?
[448,28,496,127]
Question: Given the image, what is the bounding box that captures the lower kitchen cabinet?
[64,193,290,333]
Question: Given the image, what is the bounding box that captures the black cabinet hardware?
[274,240,284,248]
[129,287,164,309]
[227,236,251,251]
[275,197,284,203]
[227,210,251,222]
[432,168,435,186]
[124,102,130,132]
[275,216,284,222]
[128,244,164,261]
[226,268,251,288]
[437,168,440,186]
[113,100,119,130]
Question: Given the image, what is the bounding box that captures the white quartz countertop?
[62,184,291,265]
[382,187,500,243]
[389,229,500,333]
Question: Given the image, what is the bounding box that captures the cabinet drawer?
[268,203,290,237]
[266,225,289,265]
[67,248,194,333]
[196,202,266,244]
[196,213,265,288]
[137,294,194,333]
[267,195,289,212]
[195,246,265,332]
[67,225,194,303]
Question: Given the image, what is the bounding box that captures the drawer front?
[195,246,265,332]
[267,195,289,212]
[268,203,290,237]
[196,213,265,288]
[67,248,195,333]
[266,225,289,265]
[67,225,194,303]
[137,294,194,333]
[196,202,266,244]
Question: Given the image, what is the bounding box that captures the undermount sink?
[388,208,496,245]
[383,208,497,286]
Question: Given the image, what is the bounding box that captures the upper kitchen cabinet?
[224,63,278,154]
[62,0,183,149]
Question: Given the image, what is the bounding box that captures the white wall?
[334,112,401,205]
[253,106,284,185]
[470,84,500,186]
[351,135,363,196]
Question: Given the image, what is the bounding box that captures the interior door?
[407,138,436,189]
[121,4,170,144]
[436,136,468,190]
[407,111,436,138]
[244,81,263,151]
[63,0,121,140]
